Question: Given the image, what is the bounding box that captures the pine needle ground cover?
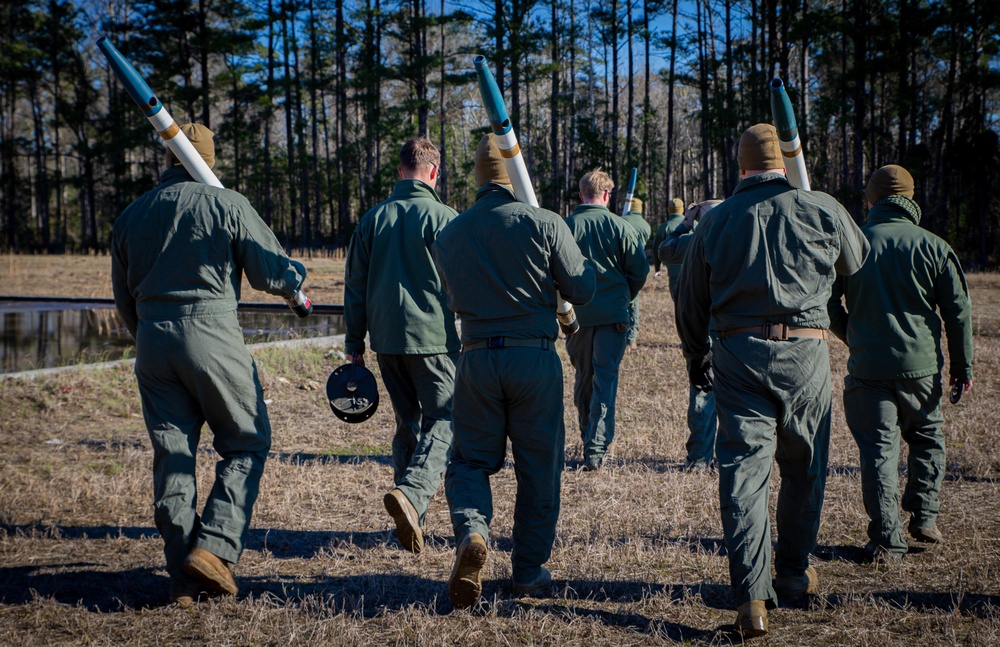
[2,255,998,645]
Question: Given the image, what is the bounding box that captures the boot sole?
[384,491,424,554]
[449,539,488,609]
[183,553,238,596]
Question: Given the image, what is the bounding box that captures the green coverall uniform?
[344,179,460,524]
[433,183,596,583]
[622,209,652,347]
[676,172,869,608]
[828,196,973,557]
[565,204,649,468]
[657,220,717,468]
[111,167,307,582]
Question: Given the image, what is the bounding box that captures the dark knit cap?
[866,164,914,205]
[165,123,215,169]
[737,123,784,172]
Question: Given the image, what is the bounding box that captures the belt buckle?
[488,336,505,350]
[763,323,788,341]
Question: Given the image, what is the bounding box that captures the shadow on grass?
[822,590,1000,619]
[510,599,715,643]
[269,451,392,466]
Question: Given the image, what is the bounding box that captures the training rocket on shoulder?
[98,37,312,318]
[769,78,811,191]
[473,55,579,336]
[622,168,638,215]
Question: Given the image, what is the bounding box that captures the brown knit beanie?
[628,197,644,214]
[866,164,914,205]
[473,134,511,187]
[737,123,783,172]
[165,123,216,169]
[668,198,684,215]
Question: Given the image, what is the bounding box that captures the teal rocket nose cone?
[769,77,797,141]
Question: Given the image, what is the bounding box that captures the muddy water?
[0,302,344,374]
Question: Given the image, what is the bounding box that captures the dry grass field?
[2,253,999,645]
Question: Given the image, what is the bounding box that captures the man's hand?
[681,204,699,230]
[688,353,713,392]
[351,351,365,368]
[949,377,973,403]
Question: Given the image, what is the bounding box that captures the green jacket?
[828,199,973,381]
[432,183,596,341]
[656,215,693,298]
[344,179,459,355]
[566,204,649,327]
[676,172,869,361]
[622,211,651,248]
[111,167,306,336]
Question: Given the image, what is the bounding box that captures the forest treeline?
[1,0,998,266]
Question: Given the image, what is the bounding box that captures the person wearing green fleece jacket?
[111,124,309,607]
[676,124,869,638]
[828,164,974,563]
[344,136,460,556]
[433,134,596,609]
[621,197,652,347]
[566,169,649,471]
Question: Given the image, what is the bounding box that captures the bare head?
[579,169,614,206]
[398,136,440,187]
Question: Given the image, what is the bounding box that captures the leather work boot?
[909,524,944,544]
[512,567,552,597]
[735,600,768,638]
[448,533,488,609]
[383,489,424,554]
[183,547,238,596]
[773,565,818,599]
[169,573,203,608]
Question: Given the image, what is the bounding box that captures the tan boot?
[168,573,202,608]
[910,524,944,544]
[773,565,818,599]
[383,489,424,554]
[448,533,488,609]
[735,600,768,638]
[182,547,238,596]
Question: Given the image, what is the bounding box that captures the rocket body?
[622,167,638,214]
[769,78,811,191]
[97,37,223,188]
[473,55,578,335]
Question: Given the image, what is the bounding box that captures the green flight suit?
[433,183,595,582]
[344,179,460,523]
[657,220,718,468]
[565,204,649,467]
[622,210,652,346]
[111,167,307,581]
[676,172,869,608]
[828,197,973,557]
[653,214,685,299]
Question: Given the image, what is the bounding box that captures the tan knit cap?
[628,197,643,214]
[866,164,914,205]
[737,123,783,172]
[668,198,684,215]
[473,134,511,187]
[165,123,216,169]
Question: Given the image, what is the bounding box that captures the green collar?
[871,195,922,226]
[390,179,445,204]
[733,171,789,195]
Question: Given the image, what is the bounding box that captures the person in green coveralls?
[565,170,649,471]
[675,124,869,638]
[111,124,310,607]
[344,136,460,555]
[432,134,596,609]
[621,197,651,348]
[650,197,685,280]
[658,199,722,470]
[828,164,973,563]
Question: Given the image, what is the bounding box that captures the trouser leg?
[626,297,640,346]
[565,326,596,443]
[446,351,507,544]
[713,336,778,608]
[581,325,629,463]
[384,353,457,523]
[843,375,907,555]
[505,348,565,582]
[377,354,421,485]
[685,356,718,466]
[898,375,945,530]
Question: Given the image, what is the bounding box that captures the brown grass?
[1,254,998,645]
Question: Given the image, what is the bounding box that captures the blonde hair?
[579,169,614,199]
[399,136,440,171]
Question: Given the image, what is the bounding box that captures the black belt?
[462,337,553,352]
[717,324,829,341]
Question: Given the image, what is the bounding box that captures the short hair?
[399,136,440,171]
[579,169,614,198]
